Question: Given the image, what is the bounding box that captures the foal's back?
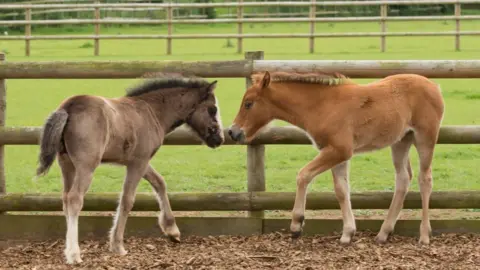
[296,73,444,153]
[343,74,444,152]
[355,73,444,126]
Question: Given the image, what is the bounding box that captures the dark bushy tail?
[36,109,69,177]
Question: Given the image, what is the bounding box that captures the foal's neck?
[267,83,332,129]
[132,88,199,133]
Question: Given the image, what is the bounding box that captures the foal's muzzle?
[205,134,224,148]
[228,124,245,142]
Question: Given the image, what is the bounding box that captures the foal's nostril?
[228,129,233,137]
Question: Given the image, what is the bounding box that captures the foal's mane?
[125,72,211,97]
[251,71,353,86]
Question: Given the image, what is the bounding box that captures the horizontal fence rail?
[2,60,480,79]
[1,125,479,145]
[2,15,480,26]
[0,60,251,79]
[1,32,480,40]
[255,60,480,78]
[1,1,480,9]
[1,0,480,55]
[1,191,479,212]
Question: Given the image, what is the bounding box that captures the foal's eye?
[208,106,217,116]
[244,101,253,110]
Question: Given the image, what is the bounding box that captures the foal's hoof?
[418,236,430,245]
[291,230,302,239]
[159,215,181,243]
[65,250,83,265]
[168,234,181,243]
[162,226,181,243]
[375,235,388,245]
[290,215,305,240]
[339,228,355,245]
[66,257,83,265]
[339,236,352,245]
[110,245,128,256]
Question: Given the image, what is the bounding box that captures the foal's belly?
[353,124,412,154]
[100,139,132,165]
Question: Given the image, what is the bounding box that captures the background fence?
[0,51,480,240]
[1,0,480,56]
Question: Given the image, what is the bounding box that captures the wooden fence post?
[167,4,173,55]
[455,3,461,51]
[25,8,31,57]
[237,0,243,54]
[245,51,265,218]
[0,53,6,197]
[380,4,387,52]
[94,0,100,56]
[309,0,316,53]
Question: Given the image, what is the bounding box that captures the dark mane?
[251,71,353,86]
[125,72,211,97]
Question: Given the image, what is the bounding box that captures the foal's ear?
[260,71,270,89]
[206,80,218,93]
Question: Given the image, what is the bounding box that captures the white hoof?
[65,248,83,264]
[159,215,181,243]
[110,243,128,256]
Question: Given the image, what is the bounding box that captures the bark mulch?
[1,231,479,270]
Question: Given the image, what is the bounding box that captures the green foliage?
[389,4,454,16]
[223,38,234,48]
[79,42,94,49]
[194,0,217,19]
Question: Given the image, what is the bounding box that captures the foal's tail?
[35,109,69,177]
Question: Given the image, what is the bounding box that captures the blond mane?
[251,71,353,86]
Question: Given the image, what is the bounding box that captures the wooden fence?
[0,51,480,240]
[1,0,480,56]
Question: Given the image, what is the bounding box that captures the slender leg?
[413,134,437,245]
[58,154,76,261]
[63,164,95,264]
[331,160,356,244]
[376,133,414,243]
[143,165,181,242]
[109,161,149,255]
[290,145,352,238]
[58,154,76,220]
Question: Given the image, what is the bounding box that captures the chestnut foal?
[228,71,444,245]
[35,74,224,264]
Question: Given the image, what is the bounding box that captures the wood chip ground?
[1,232,479,269]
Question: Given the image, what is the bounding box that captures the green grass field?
[1,21,480,195]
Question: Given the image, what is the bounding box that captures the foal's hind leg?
[413,130,438,245]
[376,132,414,244]
[63,162,97,264]
[109,161,149,255]
[58,154,76,261]
[58,154,75,219]
[143,165,181,242]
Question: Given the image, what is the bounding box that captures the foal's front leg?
[331,160,356,244]
[143,165,181,242]
[109,161,149,255]
[290,145,352,238]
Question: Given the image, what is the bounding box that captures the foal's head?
[128,73,225,148]
[185,80,225,148]
[228,71,274,143]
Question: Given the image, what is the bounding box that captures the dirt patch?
[1,232,479,270]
